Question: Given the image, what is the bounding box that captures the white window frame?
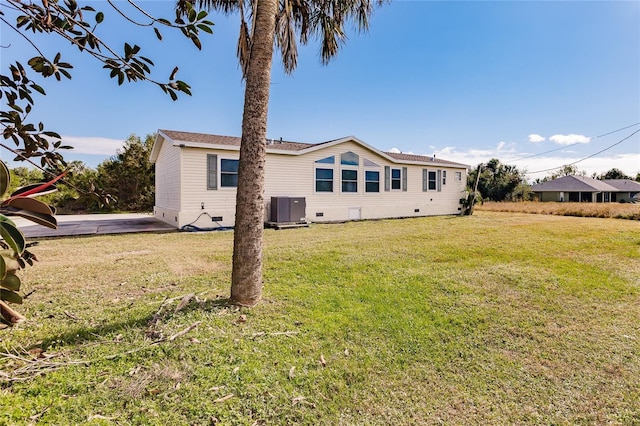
[315,167,334,193]
[428,170,437,191]
[220,158,239,188]
[365,169,380,193]
[391,168,402,190]
[341,167,358,193]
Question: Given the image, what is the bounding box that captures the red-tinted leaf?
[8,171,66,199]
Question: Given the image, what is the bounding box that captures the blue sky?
[2,0,639,180]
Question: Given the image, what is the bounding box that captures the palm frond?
[176,0,242,15]
[276,0,299,73]
[353,0,374,31]
[237,11,251,77]
[183,0,386,73]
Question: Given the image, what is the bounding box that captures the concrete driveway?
[10,213,177,239]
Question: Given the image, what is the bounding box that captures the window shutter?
[437,170,442,192]
[422,169,428,191]
[402,167,408,191]
[207,154,218,190]
[384,166,390,191]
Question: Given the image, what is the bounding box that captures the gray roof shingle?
[384,152,469,167]
[532,175,620,192]
[159,129,315,151]
[602,179,640,192]
[158,129,468,168]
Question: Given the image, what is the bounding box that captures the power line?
[593,122,640,139]
[512,122,640,162]
[525,128,640,175]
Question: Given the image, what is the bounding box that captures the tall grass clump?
[477,201,640,220]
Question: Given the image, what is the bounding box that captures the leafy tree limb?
[1,0,213,167]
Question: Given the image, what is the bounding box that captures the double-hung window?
[422,169,447,192]
[391,168,402,190]
[342,169,358,192]
[428,171,437,191]
[220,159,239,187]
[207,155,238,189]
[316,168,334,192]
[365,170,380,192]
[423,169,438,191]
[384,166,407,191]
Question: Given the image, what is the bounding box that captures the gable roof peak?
[155,129,468,169]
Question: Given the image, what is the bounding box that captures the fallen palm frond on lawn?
[1,294,202,383]
[0,347,89,383]
[1,294,300,384]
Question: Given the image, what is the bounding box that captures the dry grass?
[476,201,640,220]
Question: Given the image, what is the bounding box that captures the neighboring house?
[150,130,470,229]
[602,179,640,203]
[531,175,640,203]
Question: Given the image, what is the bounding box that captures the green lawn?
[1,212,639,425]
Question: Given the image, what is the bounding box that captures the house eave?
[152,129,469,169]
[149,131,168,163]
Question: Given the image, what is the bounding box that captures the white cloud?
[528,134,545,143]
[429,147,493,168]
[388,147,401,153]
[549,134,591,145]
[60,135,126,155]
[438,146,455,155]
[496,141,506,151]
[427,146,640,180]
[519,153,640,181]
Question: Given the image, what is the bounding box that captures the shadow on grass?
[19,297,238,352]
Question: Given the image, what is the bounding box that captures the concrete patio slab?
[9,213,177,239]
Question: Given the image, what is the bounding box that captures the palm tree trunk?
[230,0,278,306]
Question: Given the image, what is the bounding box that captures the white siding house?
[150,130,469,229]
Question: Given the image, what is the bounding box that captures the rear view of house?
[150,130,469,229]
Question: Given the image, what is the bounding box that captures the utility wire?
[512,122,640,162]
[593,122,640,139]
[526,128,640,175]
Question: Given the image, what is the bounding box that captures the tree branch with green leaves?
[1,0,213,168]
[0,159,62,328]
[0,0,214,328]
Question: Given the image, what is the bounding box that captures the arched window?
[340,152,359,166]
